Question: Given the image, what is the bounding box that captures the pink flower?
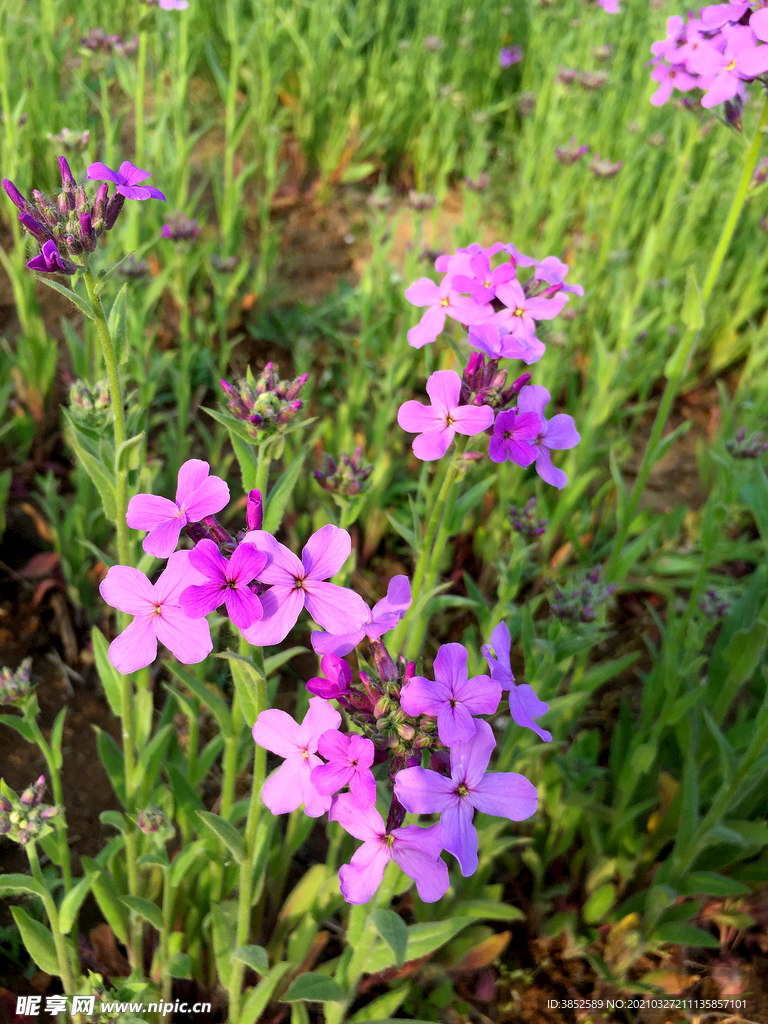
[306,654,353,699]
[311,732,376,806]
[491,279,568,354]
[534,256,584,297]
[240,525,369,646]
[311,575,411,656]
[397,370,494,461]
[488,409,541,466]
[86,160,166,201]
[179,540,267,630]
[687,26,768,108]
[468,323,543,364]
[330,793,449,904]
[516,385,580,489]
[596,0,619,12]
[404,276,490,348]
[126,460,230,558]
[99,551,213,673]
[452,252,517,305]
[483,622,551,742]
[252,697,342,816]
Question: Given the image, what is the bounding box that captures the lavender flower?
[314,447,373,497]
[0,658,32,707]
[87,161,167,201]
[161,212,201,242]
[509,497,549,539]
[551,566,616,623]
[555,137,589,165]
[726,427,768,459]
[499,45,522,67]
[27,240,78,275]
[220,364,308,440]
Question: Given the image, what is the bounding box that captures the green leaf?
[0,873,48,900]
[50,706,66,771]
[36,277,96,321]
[94,726,126,805]
[679,872,750,897]
[240,963,292,1024]
[583,883,616,924]
[679,267,704,332]
[169,844,203,889]
[263,646,308,677]
[116,432,144,474]
[166,663,232,739]
[210,903,235,989]
[366,917,475,974]
[59,874,94,935]
[281,972,346,1003]
[448,474,496,534]
[231,944,269,975]
[0,714,36,742]
[165,952,192,979]
[63,412,117,522]
[100,810,129,834]
[196,811,245,864]
[339,161,377,184]
[0,467,11,539]
[82,857,129,945]
[137,853,168,869]
[453,900,525,923]
[120,896,163,931]
[653,923,719,949]
[346,986,411,1024]
[263,445,308,533]
[92,626,122,717]
[135,723,174,794]
[369,908,408,969]
[11,907,59,975]
[218,652,264,729]
[108,283,128,362]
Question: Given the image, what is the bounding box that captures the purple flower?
[397,370,494,461]
[240,525,369,646]
[399,642,501,747]
[467,323,543,364]
[252,697,341,817]
[99,551,213,673]
[516,385,580,489]
[246,489,263,531]
[126,459,230,558]
[649,61,698,107]
[534,256,584,297]
[554,137,589,165]
[596,0,619,12]
[159,0,189,8]
[687,26,768,108]
[404,276,490,348]
[26,240,78,275]
[452,253,517,305]
[491,279,568,352]
[488,409,541,466]
[394,719,538,876]
[311,575,411,656]
[179,539,267,630]
[499,45,522,67]
[311,732,376,806]
[306,654,352,699]
[330,793,449,904]
[482,622,551,742]
[87,160,167,201]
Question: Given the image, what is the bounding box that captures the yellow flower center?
[725,59,737,71]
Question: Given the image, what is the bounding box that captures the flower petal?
[240,585,304,646]
[126,493,181,531]
[471,771,539,821]
[242,531,304,585]
[425,370,461,415]
[544,413,580,451]
[412,426,454,461]
[99,565,155,615]
[311,762,354,797]
[303,580,370,635]
[154,605,213,664]
[228,543,268,584]
[252,708,300,757]
[433,643,469,691]
[406,305,447,348]
[450,719,496,790]
[188,538,228,583]
[180,582,224,619]
[436,701,477,747]
[397,399,440,434]
[224,586,263,629]
[261,757,306,814]
[86,162,119,184]
[437,800,478,876]
[154,549,206,604]
[118,161,151,186]
[392,831,450,902]
[329,792,385,842]
[394,766,456,813]
[451,404,495,437]
[301,524,352,581]
[297,696,342,751]
[338,840,390,903]
[509,685,552,742]
[310,628,365,657]
[182,476,230,523]
[108,615,158,673]
[400,674,448,717]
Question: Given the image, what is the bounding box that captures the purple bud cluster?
[161,212,201,243]
[698,585,732,619]
[138,806,169,834]
[0,776,59,845]
[220,363,308,440]
[69,379,111,425]
[0,658,32,707]
[649,3,768,109]
[551,566,616,623]
[314,447,373,497]
[46,128,90,153]
[555,137,590,165]
[509,496,549,539]
[726,426,768,458]
[80,28,138,56]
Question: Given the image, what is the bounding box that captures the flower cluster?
[649,3,768,109]
[0,658,32,707]
[80,28,138,56]
[2,157,165,275]
[220,364,308,441]
[726,426,768,458]
[253,619,547,903]
[69,379,111,425]
[551,566,616,623]
[314,447,373,497]
[0,776,59,845]
[509,496,549,539]
[161,212,201,242]
[398,242,581,487]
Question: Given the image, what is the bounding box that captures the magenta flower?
[488,409,541,466]
[650,62,699,107]
[397,370,494,462]
[687,27,768,107]
[499,45,523,67]
[87,160,167,201]
[701,3,751,31]
[252,697,342,817]
[516,385,580,489]
[482,622,551,742]
[596,0,619,12]
[311,575,411,656]
[240,525,369,646]
[306,654,352,699]
[534,256,584,297]
[179,540,266,630]
[435,242,505,278]
[503,243,538,268]
[404,275,490,348]
[468,323,544,364]
[311,732,376,807]
[400,642,501,747]
[452,253,517,305]
[330,793,449,904]
[159,0,189,8]
[126,459,230,558]
[99,551,213,673]
[26,240,77,275]
[491,279,568,350]
[395,720,538,876]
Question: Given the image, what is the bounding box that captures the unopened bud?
[246,489,263,530]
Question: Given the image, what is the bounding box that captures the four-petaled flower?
[330,793,449,904]
[488,408,541,466]
[306,654,352,699]
[100,551,213,673]
[311,731,376,807]
[404,275,489,348]
[491,279,568,354]
[241,525,369,646]
[311,575,411,656]
[483,622,552,742]
[516,385,580,489]
[252,697,341,817]
[399,642,501,747]
[397,370,494,462]
[87,160,167,201]
[127,459,230,558]
[180,539,267,630]
[452,253,517,305]
[394,719,538,876]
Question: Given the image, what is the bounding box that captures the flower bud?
[20,775,45,807]
[104,192,126,231]
[18,211,53,242]
[0,657,33,706]
[138,806,167,834]
[246,489,263,530]
[374,696,393,719]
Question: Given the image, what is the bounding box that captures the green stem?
[606,95,768,581]
[26,716,72,893]
[135,32,147,167]
[160,867,174,1005]
[27,843,76,1000]
[228,646,267,1024]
